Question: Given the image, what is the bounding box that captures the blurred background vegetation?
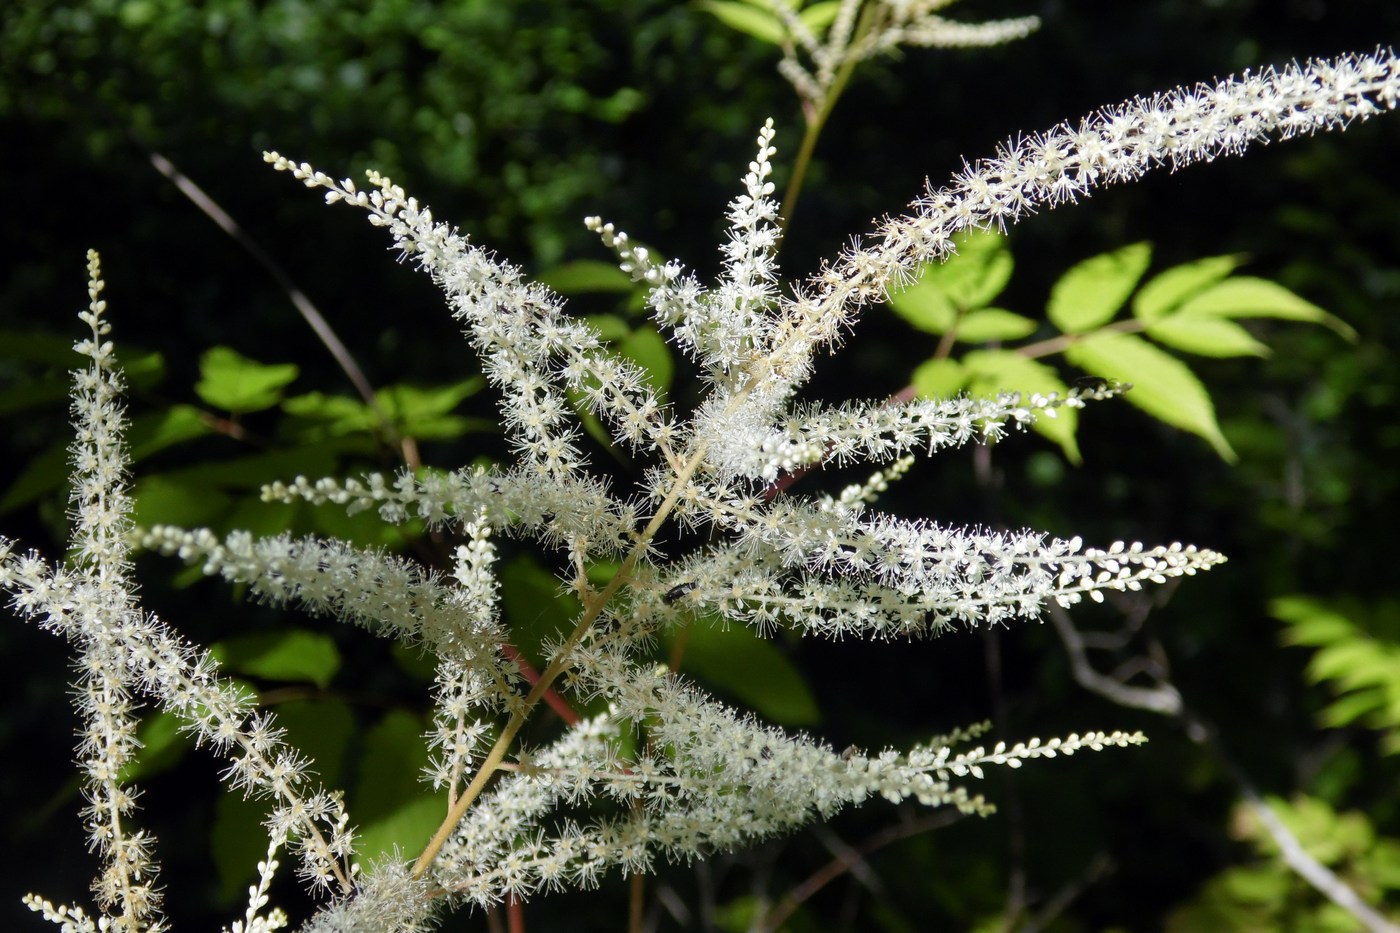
[2,0,1398,930]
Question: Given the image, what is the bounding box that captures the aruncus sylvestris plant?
[3,40,1398,933]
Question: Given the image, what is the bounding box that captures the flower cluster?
[762,0,1041,116]
[3,44,1396,933]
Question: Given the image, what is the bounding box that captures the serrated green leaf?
[1147,315,1269,357]
[1174,277,1357,340]
[1047,242,1151,333]
[679,623,820,725]
[698,0,786,44]
[211,630,341,688]
[1132,254,1242,322]
[955,308,1038,343]
[910,357,967,400]
[195,346,299,413]
[964,350,1080,463]
[620,324,674,393]
[1064,331,1235,460]
[537,259,635,294]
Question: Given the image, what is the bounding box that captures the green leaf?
[955,308,1038,343]
[537,259,635,294]
[352,710,446,864]
[1318,690,1384,730]
[909,358,967,400]
[501,553,582,668]
[890,231,1011,330]
[376,380,489,439]
[888,275,957,334]
[1272,596,1357,647]
[1146,315,1269,357]
[586,314,632,341]
[1132,254,1242,322]
[195,346,299,413]
[964,350,1081,463]
[929,230,1014,310]
[117,712,191,784]
[0,378,72,416]
[0,404,214,512]
[1065,331,1235,460]
[1047,242,1152,333]
[0,442,67,512]
[212,792,273,904]
[275,698,355,784]
[697,0,786,44]
[620,324,674,393]
[799,1,842,33]
[1307,640,1381,683]
[679,623,820,726]
[1173,277,1357,340]
[211,630,341,689]
[128,404,213,460]
[131,474,233,528]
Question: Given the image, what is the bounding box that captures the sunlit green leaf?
[195,346,299,413]
[799,1,842,33]
[910,357,967,400]
[929,230,1013,310]
[964,350,1080,463]
[117,711,189,784]
[377,380,489,439]
[1047,242,1151,333]
[1065,331,1235,460]
[697,0,786,44]
[586,314,631,341]
[955,308,1038,343]
[1173,277,1357,340]
[889,276,957,334]
[1132,254,1242,322]
[1146,315,1269,357]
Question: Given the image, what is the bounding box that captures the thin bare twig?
[758,810,963,932]
[1049,602,1399,933]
